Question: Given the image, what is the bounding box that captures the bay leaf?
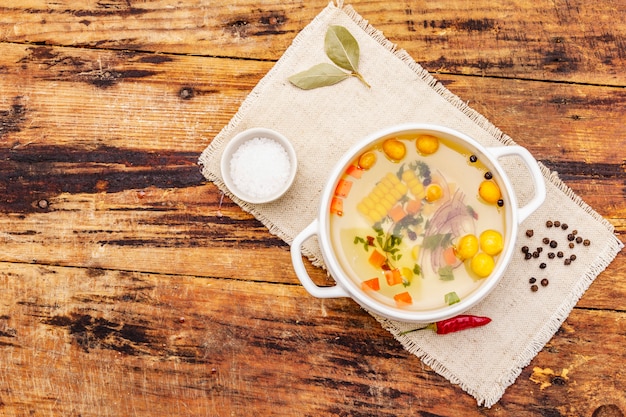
[288,63,350,90]
[324,25,360,73]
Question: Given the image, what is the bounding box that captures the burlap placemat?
[199,1,623,407]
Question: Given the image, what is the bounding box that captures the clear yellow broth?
[328,134,506,311]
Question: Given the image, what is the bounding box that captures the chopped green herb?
[438,265,454,281]
[445,291,460,305]
[423,233,453,250]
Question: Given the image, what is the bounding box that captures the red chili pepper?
[432,315,491,334]
[400,314,492,335]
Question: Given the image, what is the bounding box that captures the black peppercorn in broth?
[328,133,507,311]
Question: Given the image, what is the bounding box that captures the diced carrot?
[334,179,353,198]
[388,204,408,223]
[361,277,380,291]
[406,198,422,215]
[384,268,403,286]
[394,291,413,307]
[368,249,387,269]
[330,197,343,216]
[443,246,457,265]
[346,165,364,179]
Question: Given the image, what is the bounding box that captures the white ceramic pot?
[291,123,546,323]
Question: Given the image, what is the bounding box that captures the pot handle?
[290,220,350,299]
[486,146,546,224]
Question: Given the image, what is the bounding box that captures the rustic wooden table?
[0,1,624,416]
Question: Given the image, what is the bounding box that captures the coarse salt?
[229,137,291,199]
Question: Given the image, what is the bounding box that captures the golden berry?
[416,134,440,155]
[382,139,406,162]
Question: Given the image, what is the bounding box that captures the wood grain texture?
[1,0,625,85]
[0,0,624,415]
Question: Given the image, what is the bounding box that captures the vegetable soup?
[328,133,507,311]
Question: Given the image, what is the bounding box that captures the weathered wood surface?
[0,1,624,416]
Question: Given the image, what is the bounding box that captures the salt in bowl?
[220,128,297,204]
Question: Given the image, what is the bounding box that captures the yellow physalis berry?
[478,180,501,204]
[382,139,406,162]
[456,234,479,260]
[425,183,443,202]
[479,229,504,256]
[358,151,377,170]
[470,252,495,278]
[411,245,421,260]
[416,134,440,155]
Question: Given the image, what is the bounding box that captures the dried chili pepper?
[400,314,492,335]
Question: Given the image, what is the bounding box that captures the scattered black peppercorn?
[561,223,568,230]
[536,247,543,253]
[570,254,576,261]
[548,252,555,259]
[525,252,533,260]
[557,251,564,258]
[497,199,504,207]
[522,246,529,253]
[554,221,561,227]
[541,278,549,287]
[469,155,477,163]
[572,230,578,235]
[564,259,571,265]
[539,262,547,269]
[543,237,550,245]
[546,220,553,228]
[567,234,575,241]
[550,240,558,248]
[531,284,539,292]
[529,277,537,284]
[569,242,575,249]
[583,239,591,246]
[533,251,540,258]
[484,171,493,180]
[526,229,534,237]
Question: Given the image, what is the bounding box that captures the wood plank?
[1,0,625,85]
[0,262,623,416]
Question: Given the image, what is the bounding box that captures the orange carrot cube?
[384,268,403,286]
[406,198,422,215]
[388,204,408,223]
[346,165,364,179]
[368,249,386,269]
[334,179,353,198]
[330,197,343,216]
[361,278,380,291]
[394,292,413,307]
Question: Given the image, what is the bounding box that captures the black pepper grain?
[557,251,564,258]
[497,199,504,207]
[570,254,577,261]
[539,262,547,269]
[550,240,558,248]
[554,221,561,227]
[529,277,537,284]
[583,239,591,246]
[569,242,575,249]
[543,237,550,245]
[526,229,534,238]
[561,223,568,230]
[548,252,556,259]
[541,278,549,287]
[572,230,578,235]
[469,155,477,163]
[484,171,493,180]
[531,284,539,292]
[525,252,533,260]
[537,247,543,253]
[567,234,575,241]
[521,246,529,253]
[564,258,571,265]
[546,221,553,228]
[576,236,583,244]
[533,251,540,258]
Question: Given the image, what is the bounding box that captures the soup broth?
[329,133,506,311]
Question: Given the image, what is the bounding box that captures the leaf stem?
[351,71,371,88]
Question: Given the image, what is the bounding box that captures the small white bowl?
[220,128,297,204]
